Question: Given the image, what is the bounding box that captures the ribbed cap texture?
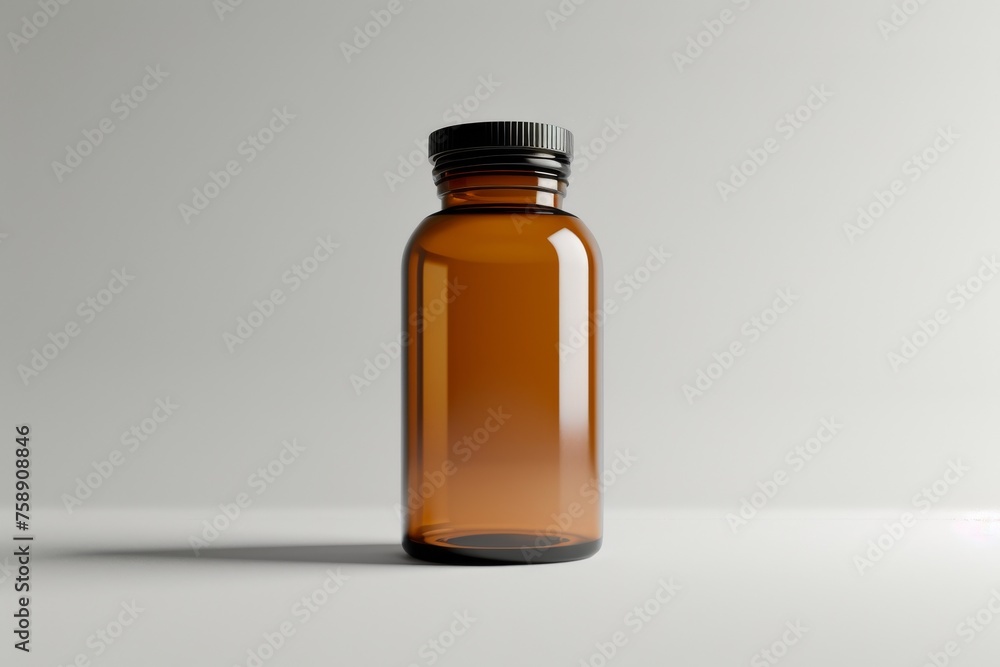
[428,121,573,163]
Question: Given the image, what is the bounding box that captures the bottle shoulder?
[405,205,600,265]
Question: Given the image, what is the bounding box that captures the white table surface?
[23,507,1000,666]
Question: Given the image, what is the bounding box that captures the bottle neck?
[437,173,567,209]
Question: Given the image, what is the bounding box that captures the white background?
[2,1,1000,665]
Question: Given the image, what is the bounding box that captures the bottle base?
[403,533,601,565]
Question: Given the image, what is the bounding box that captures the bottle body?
[402,203,602,564]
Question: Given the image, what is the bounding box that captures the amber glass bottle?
[402,121,601,564]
